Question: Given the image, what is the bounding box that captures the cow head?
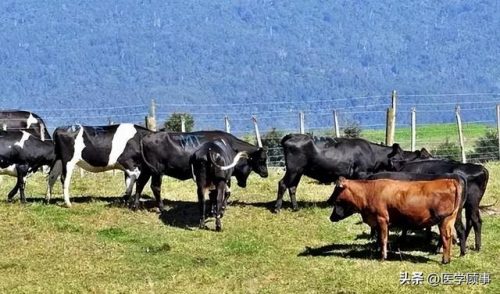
[249,147,268,178]
[328,177,356,222]
[233,147,268,188]
[389,147,433,171]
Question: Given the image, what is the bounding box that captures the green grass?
[0,163,498,293]
[360,123,491,151]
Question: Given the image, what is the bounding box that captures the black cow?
[191,139,248,231]
[275,134,428,213]
[48,124,152,207]
[131,130,268,211]
[0,130,55,203]
[0,110,51,140]
[392,159,489,251]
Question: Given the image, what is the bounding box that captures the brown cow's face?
[328,181,356,222]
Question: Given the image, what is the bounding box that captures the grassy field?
[360,123,491,151]
[0,163,499,293]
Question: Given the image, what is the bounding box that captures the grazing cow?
[275,134,428,213]
[48,124,152,207]
[0,110,51,140]
[0,130,55,202]
[344,171,468,255]
[191,139,248,231]
[131,130,268,211]
[391,159,489,251]
[329,177,464,264]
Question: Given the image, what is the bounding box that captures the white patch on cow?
[14,131,31,149]
[26,113,38,128]
[124,167,140,196]
[108,123,137,166]
[63,126,85,207]
[0,164,17,176]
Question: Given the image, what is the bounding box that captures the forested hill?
[0,1,498,131]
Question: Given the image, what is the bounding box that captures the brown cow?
[329,177,463,264]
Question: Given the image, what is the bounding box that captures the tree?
[342,122,362,138]
[262,128,285,166]
[164,113,194,132]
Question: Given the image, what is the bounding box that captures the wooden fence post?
[181,115,186,132]
[299,111,305,134]
[411,107,416,152]
[497,105,500,160]
[455,105,466,163]
[385,108,395,146]
[145,98,157,131]
[252,116,263,148]
[224,116,231,133]
[333,110,340,138]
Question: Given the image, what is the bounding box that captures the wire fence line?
[3,92,500,166]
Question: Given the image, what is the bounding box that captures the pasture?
[0,163,499,293]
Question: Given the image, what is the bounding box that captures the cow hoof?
[441,258,450,264]
[7,198,14,203]
[292,207,299,212]
[63,203,72,208]
[215,226,222,232]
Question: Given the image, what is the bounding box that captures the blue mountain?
[0,1,498,134]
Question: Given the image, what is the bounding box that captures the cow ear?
[336,176,346,188]
[390,143,403,157]
[420,148,432,158]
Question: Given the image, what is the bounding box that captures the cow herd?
[0,110,491,264]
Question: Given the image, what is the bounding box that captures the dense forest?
[0,1,498,132]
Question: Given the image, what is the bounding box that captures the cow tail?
[213,151,248,171]
[191,163,196,182]
[455,174,467,212]
[139,139,157,174]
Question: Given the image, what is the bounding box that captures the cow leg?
[454,206,466,256]
[62,162,76,207]
[377,218,389,260]
[438,218,454,264]
[215,181,225,232]
[223,180,231,215]
[130,169,150,211]
[12,165,29,204]
[198,185,209,229]
[123,170,139,202]
[7,183,19,202]
[150,174,164,212]
[46,159,62,204]
[288,174,302,211]
[208,190,217,217]
[275,171,301,213]
[469,207,482,251]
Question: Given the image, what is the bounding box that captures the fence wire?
[4,92,500,167]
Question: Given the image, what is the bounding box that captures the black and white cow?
[48,124,152,207]
[0,110,51,140]
[131,130,268,211]
[0,130,55,203]
[191,139,248,231]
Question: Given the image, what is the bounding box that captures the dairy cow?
[0,130,55,202]
[48,124,152,207]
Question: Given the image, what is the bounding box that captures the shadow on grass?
[298,242,436,264]
[354,230,440,254]
[14,195,127,206]
[229,199,330,213]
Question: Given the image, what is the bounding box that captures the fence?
[4,92,500,167]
